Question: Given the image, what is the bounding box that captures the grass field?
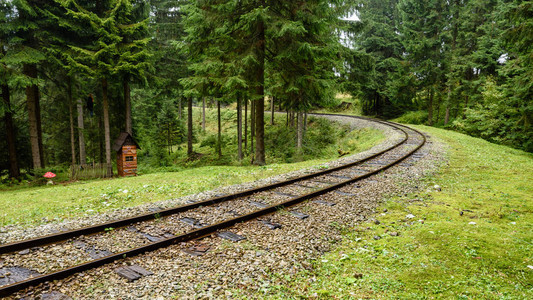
[259,126,533,299]
[0,116,384,227]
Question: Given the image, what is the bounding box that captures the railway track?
[0,115,426,297]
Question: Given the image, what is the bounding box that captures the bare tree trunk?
[24,64,43,169]
[168,122,171,155]
[202,97,206,131]
[297,111,303,151]
[244,99,248,151]
[435,91,441,124]
[67,78,76,166]
[445,85,452,125]
[303,112,308,134]
[98,110,103,164]
[178,98,182,119]
[427,88,434,126]
[270,96,274,125]
[251,100,255,156]
[124,77,132,134]
[77,99,87,165]
[2,84,20,178]
[237,95,243,160]
[289,110,295,127]
[217,100,222,158]
[102,78,113,177]
[187,97,193,157]
[254,1,266,165]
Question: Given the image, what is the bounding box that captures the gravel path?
[1,116,447,299]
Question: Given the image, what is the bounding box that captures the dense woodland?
[0,0,531,182]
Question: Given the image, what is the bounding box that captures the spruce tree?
[55,0,150,176]
[399,0,448,125]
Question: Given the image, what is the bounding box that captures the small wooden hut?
[113,132,140,177]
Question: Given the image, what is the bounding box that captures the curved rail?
[0,115,406,255]
[0,115,426,297]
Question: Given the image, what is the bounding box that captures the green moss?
[260,126,533,299]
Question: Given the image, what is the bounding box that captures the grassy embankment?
[0,113,384,227]
[259,126,533,299]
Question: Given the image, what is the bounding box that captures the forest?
[1,0,531,182]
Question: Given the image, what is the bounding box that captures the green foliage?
[0,119,385,226]
[452,78,533,151]
[393,111,429,125]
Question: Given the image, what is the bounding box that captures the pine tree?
[500,0,533,151]
[399,0,449,125]
[1,1,21,178]
[56,0,151,176]
[3,0,49,170]
[268,0,340,149]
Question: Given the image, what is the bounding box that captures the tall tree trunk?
[67,78,76,166]
[435,91,441,124]
[2,84,20,178]
[124,76,132,134]
[289,110,295,127]
[77,99,86,165]
[178,98,182,119]
[217,100,222,158]
[254,1,266,165]
[303,112,308,134]
[270,96,274,125]
[427,88,434,126]
[251,100,255,156]
[202,97,206,131]
[98,110,103,164]
[296,111,303,151]
[24,64,43,169]
[237,95,243,160]
[102,78,112,177]
[187,97,193,157]
[168,122,171,155]
[244,99,248,151]
[445,84,452,126]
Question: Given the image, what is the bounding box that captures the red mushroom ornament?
[43,172,56,185]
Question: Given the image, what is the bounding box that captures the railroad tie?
[180,217,207,229]
[335,191,356,197]
[217,231,246,242]
[258,219,282,230]
[114,265,153,282]
[0,267,40,286]
[274,191,298,198]
[183,244,210,256]
[326,174,351,180]
[249,201,269,208]
[312,200,336,206]
[290,211,309,219]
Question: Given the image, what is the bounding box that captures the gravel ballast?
[1,115,447,299]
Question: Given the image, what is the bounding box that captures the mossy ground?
[256,126,533,299]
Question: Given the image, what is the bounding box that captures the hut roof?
[113,132,141,152]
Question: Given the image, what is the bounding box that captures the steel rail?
[0,115,407,255]
[0,117,426,297]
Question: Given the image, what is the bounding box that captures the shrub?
[393,111,428,124]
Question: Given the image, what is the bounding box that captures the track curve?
[0,114,426,297]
